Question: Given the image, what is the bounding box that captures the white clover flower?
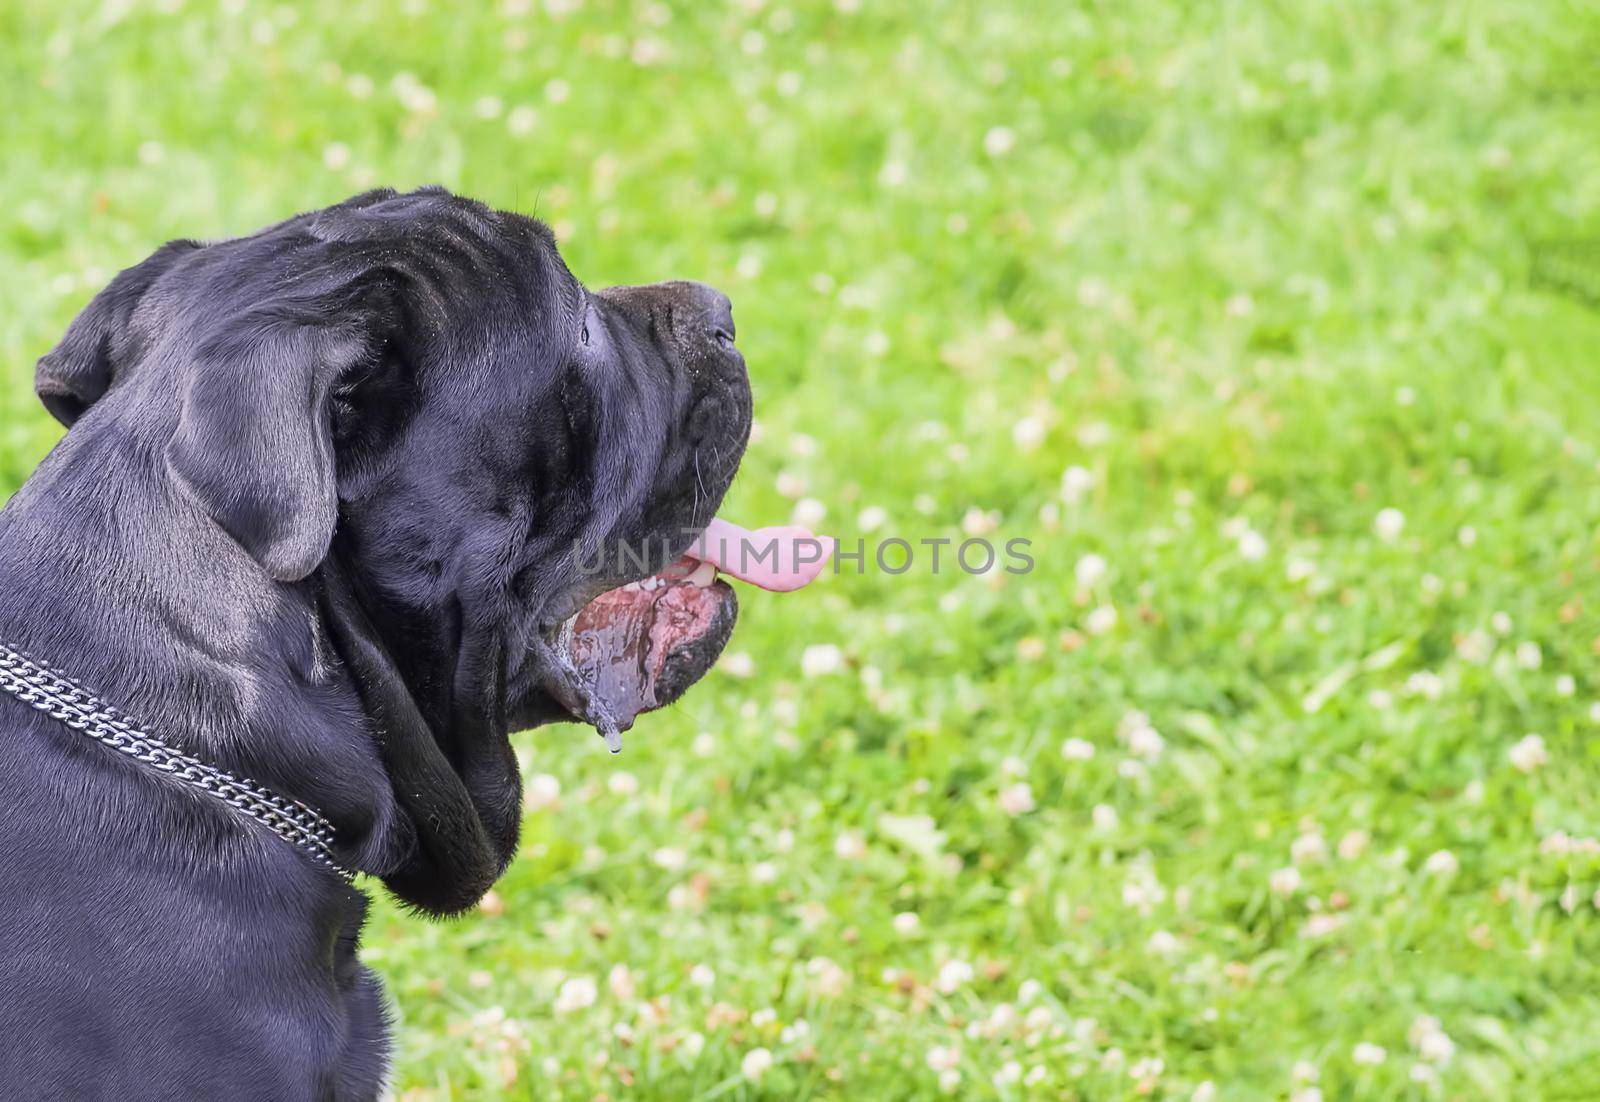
[1291,832,1328,865]
[1305,913,1345,938]
[1270,867,1302,896]
[775,470,807,497]
[1061,737,1096,761]
[1458,525,1477,546]
[1061,465,1095,504]
[524,773,561,810]
[1075,553,1108,588]
[1556,674,1576,697]
[1290,1090,1323,1102]
[962,507,1000,536]
[554,975,597,1014]
[1515,641,1543,670]
[607,964,635,1001]
[652,846,687,871]
[1130,1057,1164,1080]
[892,911,920,936]
[983,126,1016,156]
[807,956,849,996]
[938,1068,962,1093]
[721,651,755,678]
[751,861,778,884]
[1374,508,1405,542]
[1509,734,1548,773]
[1337,830,1369,859]
[608,770,640,796]
[1238,529,1269,561]
[1491,611,1513,635]
[935,959,974,994]
[998,782,1035,816]
[1017,979,1043,1004]
[927,1044,961,1071]
[993,1061,1022,1087]
[1085,605,1118,635]
[1092,804,1119,830]
[1147,930,1179,954]
[1406,671,1443,699]
[1122,867,1166,912]
[1286,557,1316,583]
[1423,850,1459,877]
[1124,718,1165,759]
[802,644,845,678]
[857,505,888,532]
[691,731,717,756]
[1192,1082,1218,1102]
[741,1047,773,1080]
[833,831,867,860]
[1352,1042,1387,1066]
[792,497,827,528]
[1292,1060,1319,1083]
[1417,1028,1455,1064]
[1012,416,1047,451]
[1456,629,1493,664]
[688,964,715,988]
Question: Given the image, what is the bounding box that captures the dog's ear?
[166,317,372,583]
[35,240,204,428]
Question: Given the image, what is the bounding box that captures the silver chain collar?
[0,642,353,883]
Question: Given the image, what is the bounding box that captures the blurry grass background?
[6,0,1600,1098]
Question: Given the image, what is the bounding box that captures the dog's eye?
[580,321,590,347]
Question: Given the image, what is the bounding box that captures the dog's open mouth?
[557,518,832,748]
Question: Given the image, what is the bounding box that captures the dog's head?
[35,189,757,906]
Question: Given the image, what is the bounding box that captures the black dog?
[0,188,752,1099]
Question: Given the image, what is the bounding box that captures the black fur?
[0,188,751,1099]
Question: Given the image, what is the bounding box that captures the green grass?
[6,0,1600,1097]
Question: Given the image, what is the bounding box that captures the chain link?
[0,642,353,882]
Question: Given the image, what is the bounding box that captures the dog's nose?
[682,281,735,346]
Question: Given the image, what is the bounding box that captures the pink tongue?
[689,517,834,592]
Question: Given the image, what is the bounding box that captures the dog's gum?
[568,575,731,731]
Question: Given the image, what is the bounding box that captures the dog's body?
[0,189,752,1099]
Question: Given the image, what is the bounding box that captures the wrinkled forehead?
[171,191,582,339]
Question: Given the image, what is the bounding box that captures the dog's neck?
[0,422,518,909]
